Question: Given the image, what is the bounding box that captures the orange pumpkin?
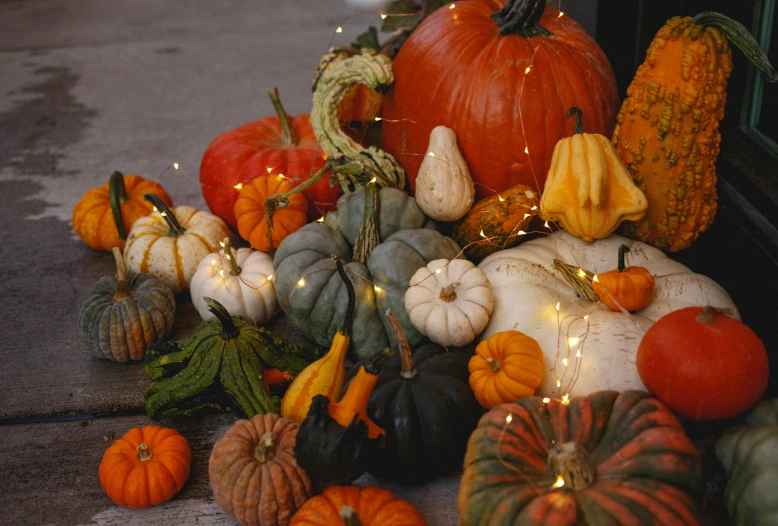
[468,330,544,409]
[592,244,655,312]
[99,425,191,508]
[290,485,426,526]
[72,171,172,251]
[235,175,308,252]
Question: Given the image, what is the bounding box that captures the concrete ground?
[0,1,459,523]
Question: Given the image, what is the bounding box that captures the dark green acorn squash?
[274,187,460,361]
[77,248,175,362]
[144,298,317,418]
[347,310,481,485]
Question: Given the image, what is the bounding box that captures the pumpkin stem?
[221,237,242,276]
[617,244,629,272]
[339,506,361,526]
[203,297,240,339]
[566,107,584,135]
[439,281,460,302]
[254,432,277,463]
[692,12,777,83]
[327,348,391,439]
[352,181,380,266]
[696,305,735,325]
[334,256,356,337]
[548,442,595,490]
[490,0,552,37]
[486,356,501,373]
[268,87,298,147]
[385,309,417,379]
[137,443,152,461]
[112,247,130,301]
[144,194,185,237]
[108,171,129,242]
[264,160,334,230]
[553,259,598,302]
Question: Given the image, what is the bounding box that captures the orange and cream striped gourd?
[281,257,355,423]
[540,107,647,242]
[612,13,777,251]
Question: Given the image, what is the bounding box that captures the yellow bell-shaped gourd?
[540,108,647,242]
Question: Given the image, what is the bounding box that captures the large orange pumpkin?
[382,0,619,199]
[200,88,337,228]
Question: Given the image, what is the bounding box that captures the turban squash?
[458,390,705,525]
[382,0,619,199]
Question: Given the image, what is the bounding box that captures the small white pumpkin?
[124,197,231,294]
[479,230,738,398]
[405,258,493,347]
[190,239,277,324]
[414,126,475,222]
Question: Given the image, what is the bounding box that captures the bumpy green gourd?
[77,248,175,362]
[144,298,318,418]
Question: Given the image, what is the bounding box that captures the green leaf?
[352,26,381,51]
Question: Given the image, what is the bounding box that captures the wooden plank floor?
[0,1,461,523]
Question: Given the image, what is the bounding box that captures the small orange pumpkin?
[72,171,172,251]
[592,244,655,312]
[99,425,191,508]
[290,485,426,526]
[468,330,544,409]
[235,174,308,252]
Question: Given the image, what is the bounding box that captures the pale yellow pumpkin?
[540,108,647,242]
[124,196,231,294]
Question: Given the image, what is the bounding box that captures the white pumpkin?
[124,201,230,294]
[190,239,277,324]
[414,126,475,222]
[479,230,738,398]
[405,258,493,347]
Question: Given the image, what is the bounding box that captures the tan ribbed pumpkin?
[209,413,312,526]
[540,108,647,242]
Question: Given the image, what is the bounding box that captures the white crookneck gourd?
[478,230,738,398]
[414,126,475,222]
[405,258,493,347]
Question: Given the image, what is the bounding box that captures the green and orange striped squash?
[452,184,539,263]
[458,390,705,525]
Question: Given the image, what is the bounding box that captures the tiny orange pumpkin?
[592,244,655,312]
[468,330,544,409]
[72,171,172,251]
[99,425,191,508]
[235,174,308,252]
[290,485,426,526]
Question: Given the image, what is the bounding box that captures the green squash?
[274,188,461,361]
[144,298,318,418]
[77,248,175,362]
[716,399,778,526]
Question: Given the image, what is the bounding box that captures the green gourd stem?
[137,443,152,461]
[265,160,333,216]
[385,309,417,380]
[204,297,240,340]
[692,12,777,83]
[221,237,242,276]
[334,256,356,337]
[111,247,130,301]
[566,107,584,135]
[553,259,598,302]
[617,244,629,272]
[339,506,361,526]
[491,0,552,37]
[310,53,406,190]
[108,171,129,242]
[254,432,276,463]
[352,182,380,266]
[548,442,595,490]
[268,87,298,146]
[144,194,185,236]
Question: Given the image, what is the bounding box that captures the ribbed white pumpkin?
[479,230,738,398]
[405,258,493,347]
[414,126,475,222]
[190,240,277,324]
[124,202,230,294]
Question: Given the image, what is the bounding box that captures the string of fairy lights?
[141,1,658,490]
